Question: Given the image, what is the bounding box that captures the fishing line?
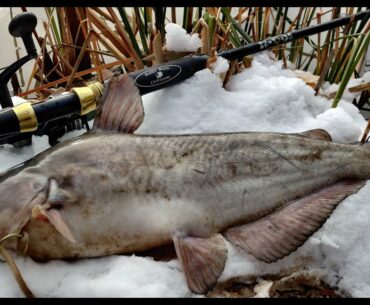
[0,233,35,298]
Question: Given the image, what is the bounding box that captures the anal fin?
[224,179,365,263]
[173,233,227,294]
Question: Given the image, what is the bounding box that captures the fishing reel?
[0,12,99,148]
[0,12,37,147]
[0,113,91,148]
[0,12,38,109]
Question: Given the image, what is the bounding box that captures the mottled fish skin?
[4,74,364,296]
[0,131,368,259]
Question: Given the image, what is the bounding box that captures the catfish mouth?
[0,173,50,299]
[0,173,50,251]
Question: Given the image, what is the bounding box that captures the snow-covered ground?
[1,45,370,296]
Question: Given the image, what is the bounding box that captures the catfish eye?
[30,175,49,192]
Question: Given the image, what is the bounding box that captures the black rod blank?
[219,9,370,60]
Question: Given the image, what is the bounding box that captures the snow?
[1,52,370,297]
[137,52,367,143]
[322,77,366,101]
[364,71,370,83]
[11,96,28,106]
[0,130,86,173]
[164,23,202,52]
[210,56,229,75]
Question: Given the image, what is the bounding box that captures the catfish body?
[1,131,368,259]
[1,74,369,295]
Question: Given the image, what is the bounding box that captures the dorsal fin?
[92,74,144,133]
[293,129,332,142]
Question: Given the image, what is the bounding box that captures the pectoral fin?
[173,233,227,294]
[32,206,76,243]
[224,179,365,263]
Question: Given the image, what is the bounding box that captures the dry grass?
[9,7,369,108]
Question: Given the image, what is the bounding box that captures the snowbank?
[138,52,367,143]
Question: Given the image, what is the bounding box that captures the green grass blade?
[277,7,317,50]
[46,7,61,46]
[355,8,370,33]
[327,37,355,83]
[306,7,316,27]
[182,7,188,32]
[204,12,216,48]
[117,7,143,58]
[245,8,253,34]
[303,49,317,71]
[332,32,369,108]
[221,7,242,47]
[258,6,263,39]
[143,7,148,36]
[153,7,166,41]
[224,6,254,43]
[134,7,149,54]
[198,7,203,20]
[271,7,283,37]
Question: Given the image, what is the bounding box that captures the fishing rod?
[130,9,370,94]
[0,9,369,147]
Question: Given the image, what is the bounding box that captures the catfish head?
[0,171,49,251]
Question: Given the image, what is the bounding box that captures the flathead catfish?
[0,74,369,295]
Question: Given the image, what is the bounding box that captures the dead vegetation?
[207,271,350,298]
[6,7,368,110]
